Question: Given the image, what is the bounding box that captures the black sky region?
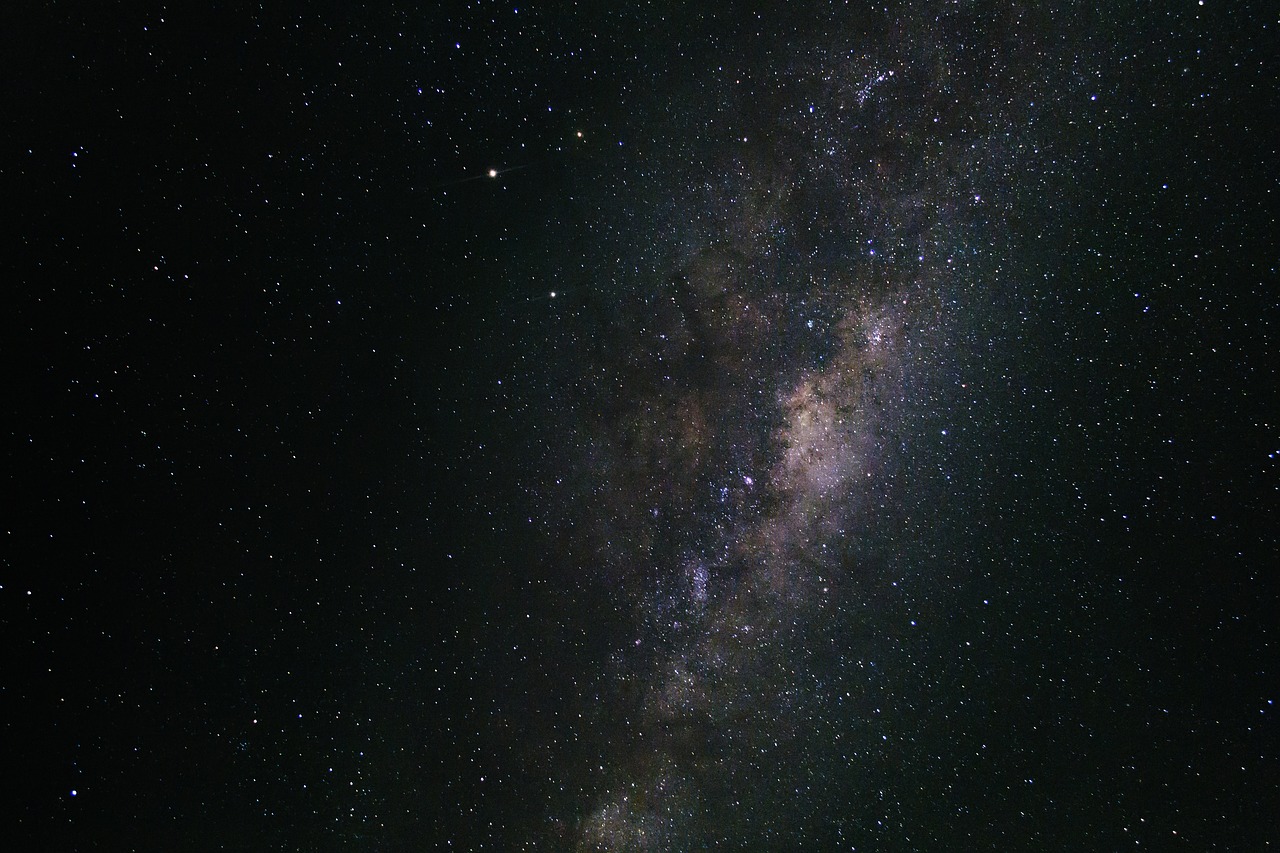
[8,1,1278,850]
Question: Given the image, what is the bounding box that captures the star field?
[8,1,1276,850]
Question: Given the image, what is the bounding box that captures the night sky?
[10,2,1278,850]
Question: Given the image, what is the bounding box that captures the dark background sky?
[8,1,1277,850]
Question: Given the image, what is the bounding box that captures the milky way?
[519,4,1073,848]
[12,0,1271,847]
